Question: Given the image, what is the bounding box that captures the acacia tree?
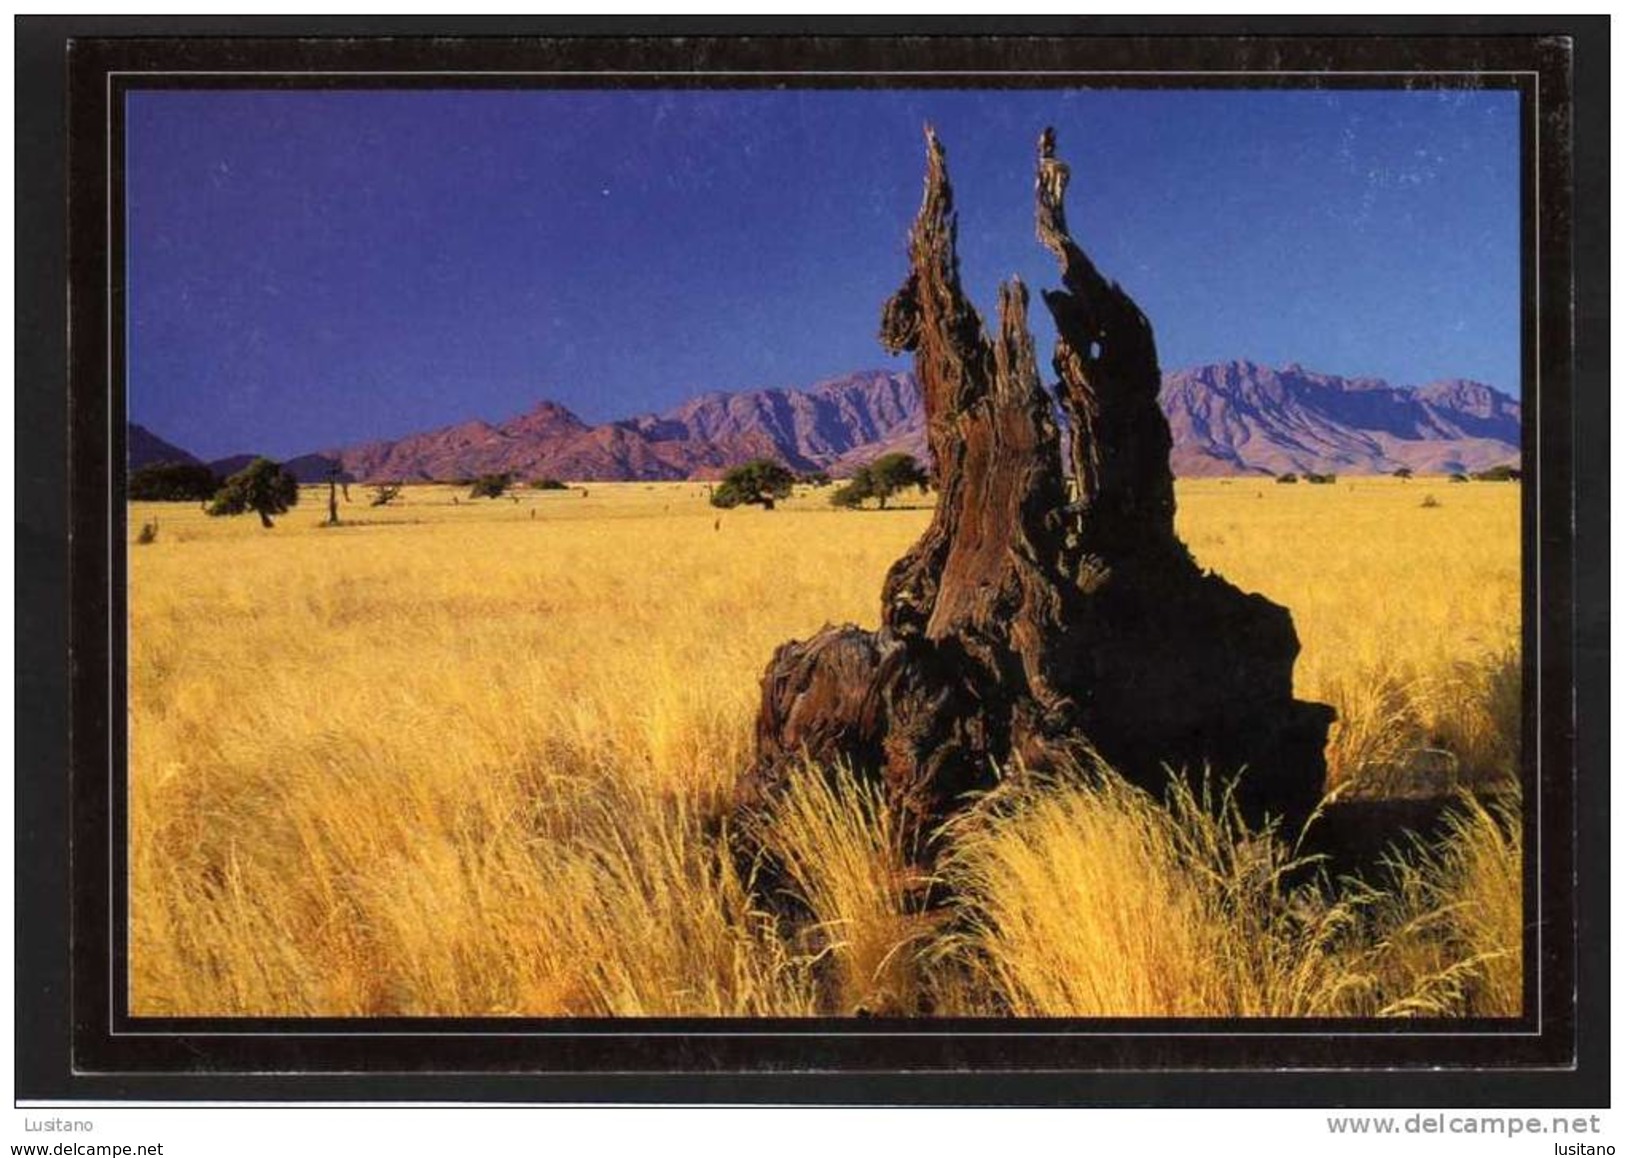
[862,452,930,509]
[829,452,931,510]
[711,459,795,511]
[207,457,300,528]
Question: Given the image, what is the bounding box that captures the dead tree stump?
[738,127,1334,840]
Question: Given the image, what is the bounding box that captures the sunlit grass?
[750,763,934,1015]
[128,477,1521,1016]
[932,768,1521,1018]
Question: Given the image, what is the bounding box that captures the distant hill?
[203,453,256,478]
[201,453,351,483]
[130,362,1520,485]
[126,428,354,485]
[127,424,201,471]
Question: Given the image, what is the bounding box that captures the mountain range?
[320,369,924,484]
[129,361,1520,484]
[1159,362,1521,477]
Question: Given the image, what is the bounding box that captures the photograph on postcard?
[117,81,1530,1023]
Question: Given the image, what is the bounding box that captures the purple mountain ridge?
[130,361,1519,484]
[1160,361,1520,476]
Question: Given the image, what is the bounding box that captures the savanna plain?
[129,477,1522,1018]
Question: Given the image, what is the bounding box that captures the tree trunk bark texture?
[738,128,1334,840]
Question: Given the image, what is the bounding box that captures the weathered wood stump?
[738,127,1335,841]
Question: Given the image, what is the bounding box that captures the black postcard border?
[18,15,1609,1106]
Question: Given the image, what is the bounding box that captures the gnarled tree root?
[738,127,1334,848]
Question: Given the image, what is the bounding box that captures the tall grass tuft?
[1359,792,1523,1017]
[936,769,1348,1016]
[750,764,933,1015]
[1441,793,1524,1014]
[1321,649,1520,796]
[934,765,1522,1018]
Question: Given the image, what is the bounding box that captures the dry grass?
[749,764,935,1015]
[1358,792,1525,1017]
[934,769,1521,1018]
[127,476,1522,1017]
[1174,478,1520,794]
[935,771,1243,1017]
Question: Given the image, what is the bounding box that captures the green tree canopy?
[207,458,300,528]
[863,452,930,508]
[711,459,796,511]
[828,452,931,510]
[129,461,219,502]
[829,480,867,509]
[469,472,515,499]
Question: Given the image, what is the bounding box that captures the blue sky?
[126,87,1521,460]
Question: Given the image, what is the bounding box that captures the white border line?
[108,68,1536,76]
[107,69,1544,1044]
[1531,69,1543,1049]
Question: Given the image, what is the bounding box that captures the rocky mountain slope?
[1160,361,1521,476]
[327,369,923,483]
[130,362,1519,483]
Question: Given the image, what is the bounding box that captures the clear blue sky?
[126,87,1521,460]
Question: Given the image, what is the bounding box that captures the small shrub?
[135,520,159,545]
[1304,472,1337,485]
[530,477,568,490]
[1275,473,1298,485]
[469,472,515,499]
[1471,464,1521,482]
[1448,473,1470,483]
[1420,494,1441,509]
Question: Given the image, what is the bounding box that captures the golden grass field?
[127,476,1522,1017]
